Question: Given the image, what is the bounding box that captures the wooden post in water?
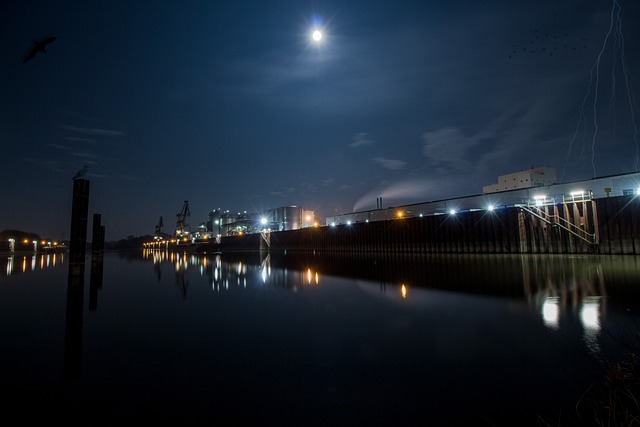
[65,178,90,382]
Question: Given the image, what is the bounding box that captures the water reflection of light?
[305,268,320,285]
[31,255,36,271]
[22,256,27,273]
[261,266,268,283]
[580,296,602,355]
[6,257,13,276]
[542,297,560,329]
[401,284,407,299]
[580,297,601,331]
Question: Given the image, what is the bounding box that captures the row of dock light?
[328,189,610,227]
[4,238,64,253]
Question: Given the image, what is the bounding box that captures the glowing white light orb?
[312,30,322,42]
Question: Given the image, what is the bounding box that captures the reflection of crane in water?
[154,216,164,238]
[176,200,190,237]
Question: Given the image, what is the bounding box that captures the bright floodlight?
[487,205,494,211]
[449,209,456,215]
[312,29,322,42]
[260,217,267,225]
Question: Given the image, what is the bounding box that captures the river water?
[1,250,639,425]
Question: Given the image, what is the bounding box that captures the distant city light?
[346,220,352,225]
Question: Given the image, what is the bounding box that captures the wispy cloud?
[64,136,97,144]
[23,157,74,174]
[350,132,374,148]
[71,151,98,159]
[421,127,484,172]
[62,125,124,136]
[373,157,406,170]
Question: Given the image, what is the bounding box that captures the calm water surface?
[1,250,640,425]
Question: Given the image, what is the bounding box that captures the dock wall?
[219,195,640,255]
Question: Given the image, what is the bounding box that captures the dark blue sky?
[2,0,640,240]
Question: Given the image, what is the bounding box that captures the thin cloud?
[62,125,124,136]
[350,133,375,148]
[421,127,483,172]
[373,157,407,170]
[23,157,74,174]
[65,136,97,144]
[70,152,98,159]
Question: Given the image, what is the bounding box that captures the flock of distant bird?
[507,29,589,60]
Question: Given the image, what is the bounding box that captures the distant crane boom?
[155,216,164,236]
[176,200,190,237]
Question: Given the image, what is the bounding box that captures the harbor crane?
[154,216,164,237]
[176,200,191,237]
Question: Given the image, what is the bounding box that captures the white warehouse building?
[482,166,557,194]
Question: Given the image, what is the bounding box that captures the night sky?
[2,1,640,240]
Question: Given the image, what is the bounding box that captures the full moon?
[312,29,322,42]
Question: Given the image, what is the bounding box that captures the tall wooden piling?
[65,178,90,382]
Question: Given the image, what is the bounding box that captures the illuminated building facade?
[482,166,557,194]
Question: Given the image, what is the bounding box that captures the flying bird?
[22,36,57,64]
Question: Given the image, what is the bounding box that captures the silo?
[282,206,302,231]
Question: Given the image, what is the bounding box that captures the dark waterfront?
[1,250,640,425]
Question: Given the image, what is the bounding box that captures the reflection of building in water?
[141,250,322,293]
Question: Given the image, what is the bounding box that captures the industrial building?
[482,166,557,194]
[326,168,640,226]
[203,206,316,238]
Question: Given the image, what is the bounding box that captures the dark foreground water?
[1,250,640,425]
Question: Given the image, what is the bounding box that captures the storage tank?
[273,206,302,231]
